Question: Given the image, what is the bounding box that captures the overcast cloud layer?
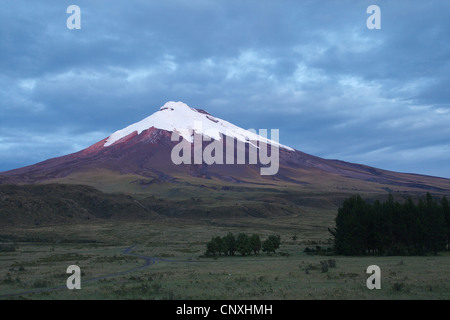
[1,0,449,178]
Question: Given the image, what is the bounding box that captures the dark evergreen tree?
[423,193,447,255]
[268,235,281,251]
[334,195,369,255]
[223,232,236,256]
[250,234,262,255]
[262,238,275,254]
[442,196,450,250]
[331,193,449,256]
[214,236,226,255]
[236,233,252,256]
[206,237,219,256]
[261,235,280,254]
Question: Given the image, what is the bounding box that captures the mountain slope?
[0,184,160,226]
[1,101,450,199]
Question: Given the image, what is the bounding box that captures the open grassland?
[1,216,449,300]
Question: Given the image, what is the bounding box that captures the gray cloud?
[1,0,449,178]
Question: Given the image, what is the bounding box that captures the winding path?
[0,245,201,299]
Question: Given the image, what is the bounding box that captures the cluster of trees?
[205,232,280,256]
[330,193,450,256]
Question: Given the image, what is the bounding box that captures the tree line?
[205,232,281,256]
[329,193,450,256]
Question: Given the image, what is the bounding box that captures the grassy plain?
[1,214,449,300]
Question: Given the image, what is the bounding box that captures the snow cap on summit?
[104,101,293,151]
[159,101,191,111]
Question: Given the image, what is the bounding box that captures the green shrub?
[320,261,329,273]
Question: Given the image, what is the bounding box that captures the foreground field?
[0,217,449,300]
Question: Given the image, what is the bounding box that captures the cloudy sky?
[1,0,449,178]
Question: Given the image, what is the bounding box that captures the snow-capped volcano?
[2,101,450,197]
[105,101,293,151]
